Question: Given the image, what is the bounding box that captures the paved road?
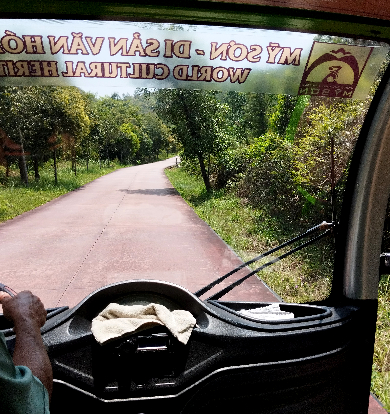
[0,158,277,308]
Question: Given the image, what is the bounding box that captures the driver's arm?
[0,291,53,403]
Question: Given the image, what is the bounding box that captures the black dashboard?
[1,280,362,413]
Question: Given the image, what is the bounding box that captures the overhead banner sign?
[0,20,388,99]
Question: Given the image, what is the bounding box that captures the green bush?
[234,134,301,221]
[212,146,250,189]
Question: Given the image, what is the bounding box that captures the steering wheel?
[0,284,17,334]
[0,283,17,298]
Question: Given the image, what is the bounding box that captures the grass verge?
[165,166,333,303]
[0,161,123,223]
[371,275,390,411]
[166,165,390,411]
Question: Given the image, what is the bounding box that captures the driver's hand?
[0,291,47,330]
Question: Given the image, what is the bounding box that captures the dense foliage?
[0,85,374,246]
[155,89,234,191]
[0,87,173,184]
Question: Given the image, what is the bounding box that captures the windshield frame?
[1,1,390,42]
[2,0,390,302]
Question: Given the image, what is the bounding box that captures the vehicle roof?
[211,0,390,21]
[1,0,390,42]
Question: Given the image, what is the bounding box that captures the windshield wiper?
[194,221,333,301]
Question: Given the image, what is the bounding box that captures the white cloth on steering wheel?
[91,302,196,345]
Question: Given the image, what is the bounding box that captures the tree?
[0,86,91,182]
[138,112,172,162]
[243,93,272,140]
[126,89,177,163]
[91,96,142,164]
[119,122,140,160]
[0,86,60,183]
[218,91,248,143]
[268,95,299,137]
[156,89,232,191]
[293,96,369,218]
[52,87,91,170]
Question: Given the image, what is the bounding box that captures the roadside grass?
[165,165,332,304]
[371,275,390,411]
[0,161,123,223]
[166,165,390,411]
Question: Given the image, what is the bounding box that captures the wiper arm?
[194,221,333,299]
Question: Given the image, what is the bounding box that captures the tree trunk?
[18,157,28,185]
[18,128,28,186]
[198,153,212,192]
[34,157,40,180]
[330,133,336,246]
[177,93,212,192]
[53,148,58,185]
[71,158,76,175]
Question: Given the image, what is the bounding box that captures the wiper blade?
[194,221,333,299]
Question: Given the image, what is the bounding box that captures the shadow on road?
[118,188,179,196]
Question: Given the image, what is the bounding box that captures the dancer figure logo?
[298,42,374,98]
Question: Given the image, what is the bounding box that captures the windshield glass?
[0,19,389,305]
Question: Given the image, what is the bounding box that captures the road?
[0,157,277,308]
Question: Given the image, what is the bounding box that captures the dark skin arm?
[0,291,53,400]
